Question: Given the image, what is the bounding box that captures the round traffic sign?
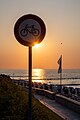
[14,14,46,46]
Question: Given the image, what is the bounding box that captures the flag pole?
[60,72,62,85]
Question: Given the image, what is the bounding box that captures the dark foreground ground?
[0,74,63,120]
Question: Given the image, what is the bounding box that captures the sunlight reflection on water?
[32,69,45,83]
[0,69,80,86]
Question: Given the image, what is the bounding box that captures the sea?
[0,69,80,88]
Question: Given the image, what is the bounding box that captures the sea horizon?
[0,69,80,87]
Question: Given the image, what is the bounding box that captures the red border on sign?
[14,14,46,46]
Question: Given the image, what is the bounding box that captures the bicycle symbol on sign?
[20,24,39,37]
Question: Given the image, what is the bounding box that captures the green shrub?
[0,77,28,120]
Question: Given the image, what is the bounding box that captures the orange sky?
[0,0,80,69]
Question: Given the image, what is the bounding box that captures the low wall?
[55,94,80,114]
[32,87,80,114]
[33,88,55,100]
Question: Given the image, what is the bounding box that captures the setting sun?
[34,44,41,48]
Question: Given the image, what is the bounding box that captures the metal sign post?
[14,14,46,120]
[28,46,32,120]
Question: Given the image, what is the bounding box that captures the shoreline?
[12,78,80,88]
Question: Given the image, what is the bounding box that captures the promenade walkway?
[34,94,80,120]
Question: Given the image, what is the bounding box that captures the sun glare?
[34,44,40,48]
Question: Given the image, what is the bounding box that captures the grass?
[32,97,63,120]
